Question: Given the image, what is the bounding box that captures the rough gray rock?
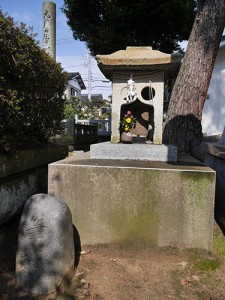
[16,193,75,295]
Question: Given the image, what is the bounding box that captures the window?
[141,86,155,100]
[71,88,78,97]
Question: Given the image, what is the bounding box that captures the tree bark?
[163,0,225,160]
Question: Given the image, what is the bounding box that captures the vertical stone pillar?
[111,78,124,143]
[152,72,164,145]
[42,1,56,60]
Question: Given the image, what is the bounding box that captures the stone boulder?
[16,194,75,295]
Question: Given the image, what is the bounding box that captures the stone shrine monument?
[48,46,216,252]
[97,46,181,144]
[91,46,181,161]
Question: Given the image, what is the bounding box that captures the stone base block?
[48,155,215,251]
[90,142,177,162]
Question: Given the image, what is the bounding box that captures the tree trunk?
[163,0,225,160]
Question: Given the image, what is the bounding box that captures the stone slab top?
[96,46,181,79]
[90,142,177,162]
[50,152,214,173]
[202,142,225,159]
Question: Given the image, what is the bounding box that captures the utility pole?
[87,51,92,101]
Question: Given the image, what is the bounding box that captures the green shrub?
[0,10,68,153]
[63,97,111,120]
[63,96,83,119]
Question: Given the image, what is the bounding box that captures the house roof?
[81,94,103,102]
[68,72,86,90]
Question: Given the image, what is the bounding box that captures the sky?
[0,0,112,99]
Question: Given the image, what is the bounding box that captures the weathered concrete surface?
[0,145,67,226]
[204,153,225,227]
[202,130,225,232]
[221,129,225,143]
[0,169,47,226]
[16,194,75,295]
[48,154,215,251]
[90,142,177,162]
[0,145,67,179]
[202,142,225,159]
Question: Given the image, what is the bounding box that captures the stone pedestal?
[48,154,215,251]
[90,142,177,162]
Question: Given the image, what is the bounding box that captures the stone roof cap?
[96,46,181,79]
[97,46,181,65]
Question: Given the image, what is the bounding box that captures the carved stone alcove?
[112,70,164,144]
[120,99,154,142]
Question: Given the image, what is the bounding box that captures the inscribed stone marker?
[16,193,75,295]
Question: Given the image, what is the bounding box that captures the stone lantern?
[96,46,181,144]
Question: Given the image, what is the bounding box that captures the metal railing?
[76,118,111,136]
[61,119,98,143]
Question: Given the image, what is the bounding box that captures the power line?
[57,38,74,41]
[63,64,85,68]
[92,86,112,89]
[57,41,75,45]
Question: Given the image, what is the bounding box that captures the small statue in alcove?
[125,75,137,103]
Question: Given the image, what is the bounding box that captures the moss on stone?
[109,201,158,248]
[180,171,215,210]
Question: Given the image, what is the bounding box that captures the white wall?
[202,44,225,136]
[64,79,82,98]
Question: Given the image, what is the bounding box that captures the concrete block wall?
[0,145,67,225]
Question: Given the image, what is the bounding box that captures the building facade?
[64,72,86,99]
[202,37,225,137]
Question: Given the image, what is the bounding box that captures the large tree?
[163,0,225,160]
[63,0,196,56]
